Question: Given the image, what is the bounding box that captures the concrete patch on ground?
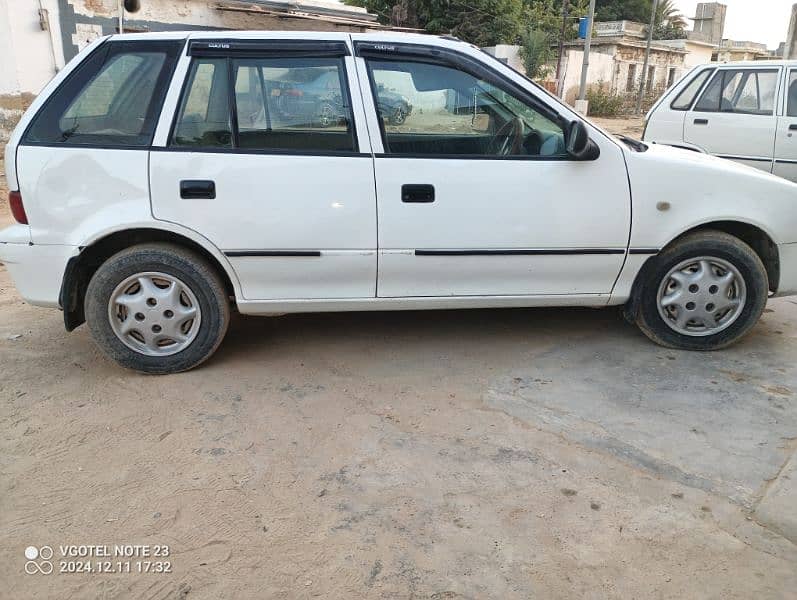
[484,321,797,510]
[754,449,797,544]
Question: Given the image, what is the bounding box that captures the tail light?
[8,191,28,224]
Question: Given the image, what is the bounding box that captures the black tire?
[634,230,768,351]
[390,106,407,126]
[85,243,230,374]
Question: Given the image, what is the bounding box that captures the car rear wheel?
[634,230,768,350]
[85,243,230,374]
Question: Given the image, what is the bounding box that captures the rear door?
[150,37,377,301]
[684,67,780,172]
[774,68,797,183]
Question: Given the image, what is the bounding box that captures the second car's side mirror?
[566,120,600,161]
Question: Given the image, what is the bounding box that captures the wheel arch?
[60,227,240,332]
[624,220,779,320]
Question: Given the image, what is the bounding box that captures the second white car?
[644,59,797,182]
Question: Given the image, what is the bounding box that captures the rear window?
[24,40,181,147]
[670,68,714,111]
[171,55,356,153]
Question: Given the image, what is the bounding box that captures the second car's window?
[694,69,778,115]
[670,68,714,110]
[365,59,565,157]
[171,56,355,152]
[788,71,797,117]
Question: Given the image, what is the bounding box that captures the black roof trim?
[188,39,350,58]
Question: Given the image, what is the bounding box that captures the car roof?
[711,59,797,68]
[109,30,464,44]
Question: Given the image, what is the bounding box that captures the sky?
[672,0,794,49]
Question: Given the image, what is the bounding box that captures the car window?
[235,57,354,152]
[24,41,180,146]
[366,59,565,157]
[788,71,797,117]
[171,56,355,153]
[694,69,778,115]
[671,68,714,110]
[172,58,233,148]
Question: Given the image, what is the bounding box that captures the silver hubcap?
[657,256,746,337]
[108,272,201,357]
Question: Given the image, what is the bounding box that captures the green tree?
[345,0,528,46]
[343,0,398,24]
[595,0,650,23]
[344,0,593,47]
[423,0,527,47]
[656,0,687,29]
[519,28,554,79]
[523,0,587,41]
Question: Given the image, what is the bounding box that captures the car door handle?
[180,180,216,199]
[402,184,435,203]
[694,118,709,125]
[789,124,797,131]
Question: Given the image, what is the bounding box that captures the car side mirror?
[566,120,600,161]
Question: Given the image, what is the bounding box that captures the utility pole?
[636,0,660,114]
[118,0,124,33]
[555,0,570,84]
[575,0,596,113]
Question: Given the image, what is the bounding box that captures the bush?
[585,84,624,117]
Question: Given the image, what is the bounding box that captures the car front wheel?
[634,230,768,350]
[85,243,230,374]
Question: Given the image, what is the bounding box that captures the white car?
[644,60,797,182]
[2,32,797,373]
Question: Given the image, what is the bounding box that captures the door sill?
[237,294,610,315]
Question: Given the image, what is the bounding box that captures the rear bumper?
[0,227,78,308]
[776,242,797,297]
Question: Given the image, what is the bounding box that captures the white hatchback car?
[644,60,797,182]
[3,32,797,373]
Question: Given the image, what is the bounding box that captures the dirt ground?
[1,134,796,598]
[591,116,646,139]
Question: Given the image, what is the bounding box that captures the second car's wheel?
[318,102,335,127]
[390,106,407,125]
[634,230,768,351]
[85,243,230,374]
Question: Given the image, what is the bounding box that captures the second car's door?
[684,66,781,172]
[774,68,797,183]
[354,40,631,298]
[150,37,376,300]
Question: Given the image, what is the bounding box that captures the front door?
[150,39,376,301]
[354,43,630,298]
[774,69,797,183]
[684,67,780,172]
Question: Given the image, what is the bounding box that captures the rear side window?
[172,58,232,148]
[670,68,713,110]
[24,40,181,147]
[171,56,356,153]
[695,69,779,115]
[789,71,797,117]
